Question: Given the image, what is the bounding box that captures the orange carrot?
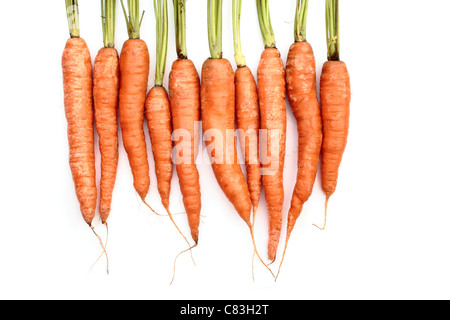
[145,2,195,267]
[63,38,96,226]
[63,0,107,272]
[256,0,287,262]
[276,0,322,279]
[314,0,351,230]
[93,0,119,224]
[203,0,274,278]
[169,0,202,244]
[233,0,262,221]
[235,67,261,216]
[118,1,151,205]
[145,87,172,211]
[202,58,252,226]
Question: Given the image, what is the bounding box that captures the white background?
[0,0,450,300]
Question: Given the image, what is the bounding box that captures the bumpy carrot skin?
[257,48,287,262]
[118,39,150,200]
[201,58,252,226]
[235,66,261,213]
[62,37,97,226]
[169,58,202,243]
[93,47,120,223]
[285,41,322,237]
[320,61,350,199]
[145,86,173,210]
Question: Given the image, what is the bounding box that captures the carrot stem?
[173,0,187,59]
[294,0,309,42]
[207,0,223,59]
[326,0,340,61]
[232,0,246,67]
[256,0,276,49]
[101,0,116,48]
[65,0,80,38]
[154,0,168,87]
[120,0,142,39]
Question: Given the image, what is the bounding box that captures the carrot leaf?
[65,0,80,38]
[256,0,276,49]
[173,0,187,59]
[101,0,116,48]
[232,0,246,67]
[294,0,309,42]
[207,0,223,59]
[120,0,142,39]
[154,0,168,87]
[326,0,340,61]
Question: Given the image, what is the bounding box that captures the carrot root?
[313,196,330,230]
[89,225,109,275]
[170,243,198,285]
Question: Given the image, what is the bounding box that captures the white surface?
[0,0,450,300]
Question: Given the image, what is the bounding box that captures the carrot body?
[257,48,287,262]
[62,37,97,225]
[169,59,202,243]
[235,66,261,213]
[285,41,322,237]
[93,47,120,223]
[201,58,252,226]
[320,61,351,200]
[145,86,173,210]
[118,39,150,200]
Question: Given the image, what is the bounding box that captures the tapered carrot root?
[286,42,322,236]
[276,41,322,278]
[93,47,120,223]
[319,61,350,228]
[119,39,151,201]
[62,37,97,226]
[201,58,252,226]
[169,58,202,244]
[320,61,350,197]
[145,86,173,210]
[257,48,287,262]
[235,66,262,215]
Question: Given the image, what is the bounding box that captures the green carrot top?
[326,0,340,61]
[120,0,144,39]
[173,0,187,59]
[294,0,309,42]
[207,0,223,59]
[154,0,168,87]
[232,0,246,67]
[256,0,276,49]
[65,0,80,38]
[101,0,116,48]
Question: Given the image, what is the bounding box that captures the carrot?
[256,0,287,263]
[118,0,153,209]
[94,0,119,224]
[202,0,273,278]
[232,0,261,222]
[314,0,351,230]
[169,0,202,244]
[276,0,322,279]
[63,0,107,272]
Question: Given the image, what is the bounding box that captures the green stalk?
[154,0,168,87]
[207,0,223,59]
[173,0,187,59]
[65,0,80,38]
[326,0,340,61]
[120,0,142,39]
[101,0,116,48]
[256,0,276,49]
[294,0,309,42]
[232,0,246,67]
